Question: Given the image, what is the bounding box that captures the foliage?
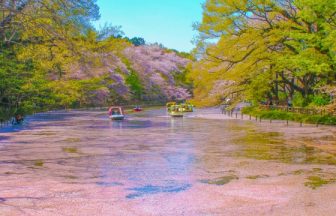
[128,37,146,46]
[126,70,143,100]
[97,23,124,40]
[124,45,191,101]
[242,107,336,125]
[190,0,336,109]
[0,1,192,119]
[311,95,331,106]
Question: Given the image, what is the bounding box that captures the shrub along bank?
[242,107,336,126]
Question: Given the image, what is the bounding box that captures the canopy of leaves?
[189,0,336,109]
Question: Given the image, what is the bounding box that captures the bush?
[310,95,331,106]
[242,106,336,125]
[292,93,306,107]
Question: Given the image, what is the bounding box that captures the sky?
[94,0,204,52]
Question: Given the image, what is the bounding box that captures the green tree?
[190,0,336,108]
[129,37,146,46]
[126,70,143,100]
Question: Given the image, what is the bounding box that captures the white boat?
[108,106,125,120]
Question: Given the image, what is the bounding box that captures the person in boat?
[111,109,120,115]
[12,114,24,125]
[134,105,142,111]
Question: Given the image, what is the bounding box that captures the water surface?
[1,108,336,215]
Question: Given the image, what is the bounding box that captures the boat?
[133,106,142,112]
[108,106,125,120]
[168,105,184,117]
[166,102,176,112]
[180,103,194,112]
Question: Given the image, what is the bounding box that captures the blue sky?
[94,0,204,52]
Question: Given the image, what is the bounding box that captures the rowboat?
[108,106,125,120]
[133,106,142,112]
[168,105,184,117]
[169,111,184,117]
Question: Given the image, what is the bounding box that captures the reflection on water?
[126,183,192,199]
[200,175,239,185]
[96,181,123,187]
[1,108,336,200]
[234,130,336,165]
[110,119,169,129]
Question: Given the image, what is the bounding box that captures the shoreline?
[190,108,336,129]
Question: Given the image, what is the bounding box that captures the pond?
[0,108,336,215]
